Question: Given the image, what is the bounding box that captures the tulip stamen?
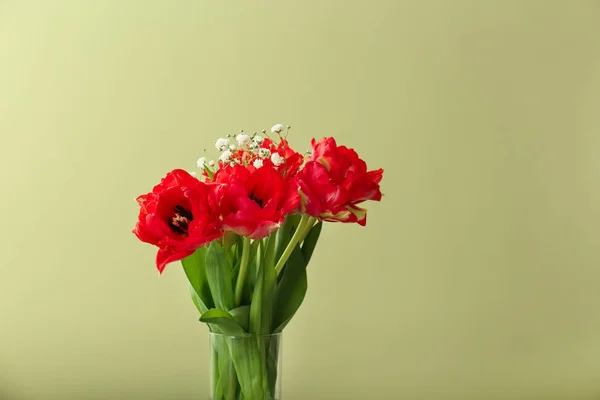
[169,205,193,235]
[248,192,264,208]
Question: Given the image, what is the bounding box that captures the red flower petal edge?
[133,169,222,273]
[213,164,299,239]
[297,137,384,225]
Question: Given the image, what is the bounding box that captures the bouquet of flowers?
[133,124,384,400]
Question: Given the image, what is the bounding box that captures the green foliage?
[229,305,250,332]
[181,246,213,313]
[200,309,245,336]
[275,214,301,262]
[272,245,307,333]
[205,241,235,311]
[302,221,323,264]
[249,234,277,334]
[186,217,323,400]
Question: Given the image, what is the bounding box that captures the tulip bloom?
[297,137,383,225]
[133,169,222,272]
[213,164,299,239]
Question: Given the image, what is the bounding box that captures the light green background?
[1,1,600,399]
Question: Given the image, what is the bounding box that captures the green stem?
[274,215,312,276]
[234,237,251,307]
[225,360,237,400]
[300,217,317,239]
[265,232,277,270]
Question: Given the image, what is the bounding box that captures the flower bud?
[236,133,251,146]
[271,124,285,133]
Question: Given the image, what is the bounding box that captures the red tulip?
[274,137,304,179]
[213,164,299,239]
[133,169,222,273]
[297,137,383,226]
[255,138,304,179]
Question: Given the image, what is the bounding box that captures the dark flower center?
[168,205,193,235]
[249,191,264,208]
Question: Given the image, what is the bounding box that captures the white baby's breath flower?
[258,148,271,159]
[215,138,229,151]
[271,124,285,134]
[236,133,251,146]
[253,135,264,144]
[271,152,284,166]
[208,160,215,167]
[197,157,207,168]
[189,171,197,178]
[220,150,233,163]
[229,144,236,151]
[253,159,263,169]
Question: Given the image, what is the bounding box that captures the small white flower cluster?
[215,138,229,152]
[212,137,235,164]
[271,153,284,166]
[258,148,271,159]
[271,124,285,133]
[197,157,215,169]
[219,150,233,163]
[250,134,271,168]
[216,134,264,149]
[248,139,263,154]
[194,125,288,174]
[236,133,251,146]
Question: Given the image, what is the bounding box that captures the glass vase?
[209,332,282,400]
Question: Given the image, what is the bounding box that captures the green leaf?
[249,264,266,334]
[301,221,322,265]
[189,284,208,315]
[273,245,307,332]
[181,247,213,312]
[230,235,243,286]
[190,286,220,332]
[241,239,261,305]
[250,235,277,334]
[205,241,235,311]
[275,214,301,262]
[252,239,265,286]
[231,257,241,289]
[210,342,222,399]
[211,335,237,399]
[227,336,265,399]
[266,337,281,398]
[234,234,244,260]
[229,305,250,332]
[265,233,276,271]
[200,309,246,336]
[206,309,268,399]
[203,165,215,181]
[222,231,239,252]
